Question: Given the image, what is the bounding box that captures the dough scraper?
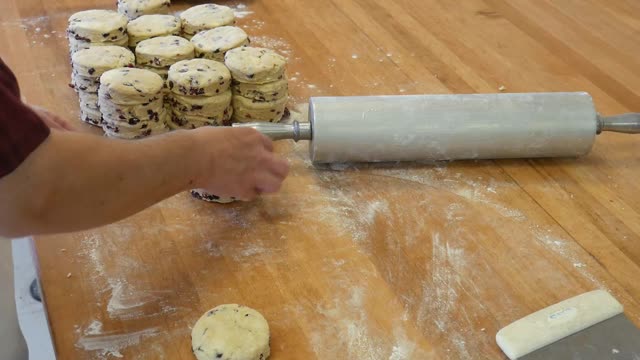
[234,92,640,163]
[496,290,640,359]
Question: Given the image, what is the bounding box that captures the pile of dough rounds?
[98,68,169,139]
[66,3,289,206]
[225,47,288,123]
[67,10,129,55]
[71,46,135,126]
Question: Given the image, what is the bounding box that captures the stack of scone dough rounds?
[135,35,195,100]
[225,47,288,123]
[117,0,171,20]
[126,14,181,49]
[166,59,235,203]
[98,68,169,139]
[191,26,249,62]
[179,4,235,40]
[67,10,129,55]
[71,46,135,126]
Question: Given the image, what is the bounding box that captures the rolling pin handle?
[232,121,312,141]
[597,113,640,134]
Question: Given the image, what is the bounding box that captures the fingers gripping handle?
[232,121,312,141]
[598,113,640,134]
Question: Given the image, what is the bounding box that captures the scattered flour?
[76,327,160,359]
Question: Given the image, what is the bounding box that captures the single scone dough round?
[224,47,286,84]
[127,14,181,47]
[191,304,270,360]
[191,26,249,62]
[136,35,195,68]
[180,4,235,37]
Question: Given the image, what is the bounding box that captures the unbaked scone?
[179,4,235,37]
[167,59,231,96]
[70,74,101,93]
[79,106,103,126]
[232,77,288,102]
[78,91,100,111]
[71,46,135,78]
[68,35,129,55]
[232,94,288,123]
[169,105,232,128]
[191,26,249,62]
[224,47,286,84]
[67,10,128,43]
[127,14,181,48]
[117,0,171,20]
[136,35,194,68]
[169,91,231,117]
[99,68,164,105]
[191,304,269,359]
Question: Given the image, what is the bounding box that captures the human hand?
[193,127,290,200]
[30,105,76,131]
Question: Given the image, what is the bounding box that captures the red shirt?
[0,58,50,178]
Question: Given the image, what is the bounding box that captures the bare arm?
[0,127,289,237]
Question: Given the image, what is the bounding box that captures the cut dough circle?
[117,0,171,20]
[232,77,288,102]
[99,68,164,105]
[127,14,181,47]
[224,47,286,84]
[167,58,231,96]
[191,304,270,360]
[191,26,249,62]
[180,4,235,37]
[135,35,195,68]
[72,46,135,78]
[67,10,128,43]
[232,94,288,123]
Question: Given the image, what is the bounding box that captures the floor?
[12,237,56,360]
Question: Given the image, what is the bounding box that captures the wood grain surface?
[1,0,639,358]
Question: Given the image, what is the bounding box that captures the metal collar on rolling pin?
[597,113,640,134]
[233,121,312,141]
[233,92,640,164]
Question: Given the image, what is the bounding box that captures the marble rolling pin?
[234,92,640,163]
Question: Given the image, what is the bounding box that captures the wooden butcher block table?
[1,0,639,358]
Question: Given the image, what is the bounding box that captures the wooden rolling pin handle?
[598,113,640,134]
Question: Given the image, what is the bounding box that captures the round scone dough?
[224,47,286,84]
[71,74,101,93]
[232,95,288,123]
[67,10,128,43]
[191,304,269,359]
[170,106,232,128]
[68,35,129,54]
[136,35,195,68]
[79,106,102,126]
[170,91,231,117]
[117,0,171,20]
[127,14,181,47]
[232,77,288,102]
[191,26,249,62]
[180,4,235,37]
[99,68,164,105]
[72,46,135,78]
[167,59,231,96]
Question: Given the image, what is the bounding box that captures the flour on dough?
[191,304,270,360]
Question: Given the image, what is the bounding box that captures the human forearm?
[0,129,202,236]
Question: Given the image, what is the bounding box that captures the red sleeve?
[0,58,50,178]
